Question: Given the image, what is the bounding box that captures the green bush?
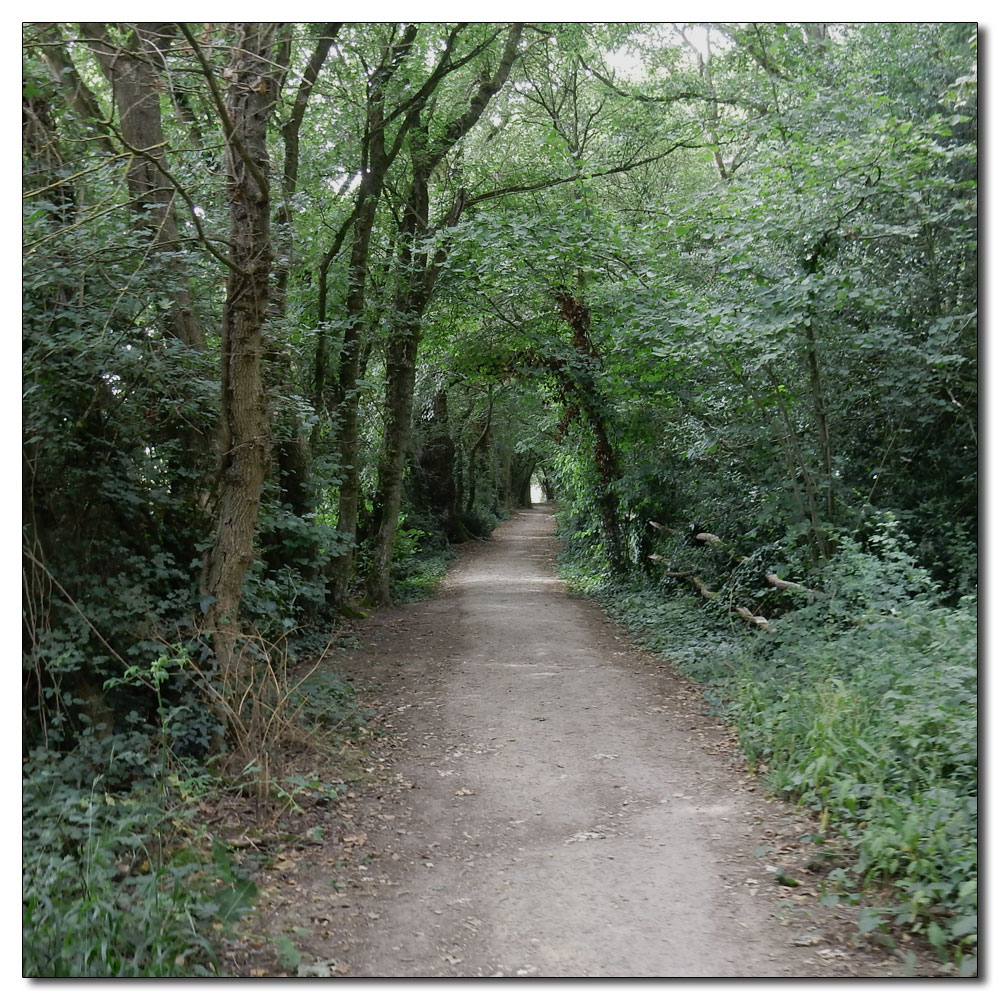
[384,514,457,603]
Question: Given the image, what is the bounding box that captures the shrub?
[22,732,255,977]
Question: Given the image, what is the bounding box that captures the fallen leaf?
[454,788,475,796]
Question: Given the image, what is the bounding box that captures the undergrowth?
[386,511,494,603]
[391,550,452,603]
[23,641,366,978]
[22,727,255,977]
[558,529,977,975]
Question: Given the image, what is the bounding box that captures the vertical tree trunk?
[323,27,420,607]
[79,22,216,565]
[83,23,205,351]
[274,23,341,313]
[512,454,537,507]
[201,22,279,684]
[365,314,423,605]
[325,194,380,608]
[364,24,523,605]
[802,239,836,532]
[803,322,835,520]
[415,389,459,526]
[261,25,340,580]
[464,390,493,513]
[554,291,625,574]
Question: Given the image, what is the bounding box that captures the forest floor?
[225,504,949,979]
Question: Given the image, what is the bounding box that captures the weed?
[22,734,256,977]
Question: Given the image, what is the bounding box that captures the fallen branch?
[656,563,772,630]
[648,520,682,536]
[693,531,724,546]
[648,524,821,632]
[656,561,769,629]
[684,525,817,594]
[735,606,773,632]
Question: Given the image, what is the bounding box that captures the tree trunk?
[554,291,625,574]
[803,321,835,520]
[364,25,523,605]
[802,239,836,537]
[415,389,459,525]
[325,194,380,608]
[263,25,340,583]
[364,157,432,606]
[201,23,279,685]
[511,453,537,507]
[274,23,340,313]
[365,319,423,606]
[83,22,205,351]
[323,27,419,607]
[464,390,494,512]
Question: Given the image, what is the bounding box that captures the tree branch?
[465,136,701,209]
[579,54,771,115]
[281,23,341,196]
[103,121,250,276]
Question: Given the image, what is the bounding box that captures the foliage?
[23,19,976,976]
[22,636,367,977]
[562,524,977,967]
[22,729,255,977]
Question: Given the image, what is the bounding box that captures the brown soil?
[225,505,949,978]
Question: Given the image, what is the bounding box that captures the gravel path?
[240,505,938,978]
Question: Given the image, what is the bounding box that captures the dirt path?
[237,505,940,978]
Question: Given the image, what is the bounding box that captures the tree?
[81,22,206,351]
[191,22,282,685]
[364,23,525,605]
[22,18,976,739]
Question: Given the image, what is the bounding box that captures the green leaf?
[209,879,258,927]
[275,936,303,972]
[925,921,947,950]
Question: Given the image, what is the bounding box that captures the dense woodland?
[23,23,976,975]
